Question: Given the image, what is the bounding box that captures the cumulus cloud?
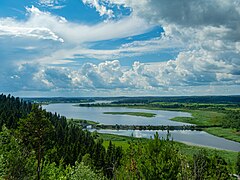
[96,0,240,90]
[1,1,240,95]
[4,58,238,95]
[82,0,114,19]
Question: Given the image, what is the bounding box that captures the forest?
[0,94,239,179]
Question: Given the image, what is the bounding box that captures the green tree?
[68,162,104,180]
[41,160,69,180]
[17,105,54,180]
[0,125,36,179]
[236,152,240,175]
[117,132,182,179]
[192,150,230,180]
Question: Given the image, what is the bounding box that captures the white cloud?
[82,0,114,19]
[1,1,240,95]
[0,17,64,42]
[98,0,240,89]
[24,6,150,44]
[6,58,238,93]
[0,6,151,65]
[0,5,151,46]
[37,35,183,63]
[38,0,66,9]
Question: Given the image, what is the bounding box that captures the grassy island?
[103,111,156,117]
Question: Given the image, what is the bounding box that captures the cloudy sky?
[0,0,239,97]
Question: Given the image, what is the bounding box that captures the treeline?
[79,101,239,110]
[222,110,240,131]
[24,97,95,104]
[112,96,240,104]
[25,95,240,105]
[0,94,122,179]
[0,94,32,130]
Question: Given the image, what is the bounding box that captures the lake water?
[42,103,192,126]
[43,103,240,151]
[95,129,240,151]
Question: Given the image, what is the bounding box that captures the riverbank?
[98,133,238,166]
[205,127,240,143]
[91,103,239,143]
[170,110,240,143]
[131,107,240,143]
[71,104,240,143]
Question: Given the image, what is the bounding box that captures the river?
[43,103,240,151]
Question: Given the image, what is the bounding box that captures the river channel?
[43,103,240,151]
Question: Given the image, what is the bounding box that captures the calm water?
[95,129,240,151]
[43,103,240,151]
[43,103,192,126]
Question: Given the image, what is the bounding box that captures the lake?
[43,103,240,151]
[42,103,192,126]
[95,129,240,151]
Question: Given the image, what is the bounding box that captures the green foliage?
[68,162,104,180]
[0,94,237,179]
[117,133,183,179]
[205,127,240,143]
[192,150,230,179]
[104,141,123,178]
[222,110,240,131]
[17,105,54,179]
[236,152,240,175]
[41,161,69,180]
[0,125,36,179]
[39,160,104,180]
[18,105,54,152]
[116,133,232,180]
[0,94,32,130]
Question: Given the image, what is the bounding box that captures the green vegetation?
[171,110,224,126]
[99,133,149,151]
[116,133,233,179]
[104,111,156,117]
[0,94,123,179]
[205,127,240,143]
[68,118,99,125]
[1,94,240,179]
[170,110,240,142]
[99,133,238,165]
[237,152,240,175]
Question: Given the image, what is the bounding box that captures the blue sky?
[0,0,239,97]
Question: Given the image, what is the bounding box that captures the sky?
[0,0,239,97]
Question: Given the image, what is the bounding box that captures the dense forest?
[25,95,240,105]
[0,94,122,179]
[111,96,240,104]
[0,94,239,179]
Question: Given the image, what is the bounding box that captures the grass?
[171,110,224,126]
[98,133,238,165]
[170,110,240,142]
[176,141,238,166]
[98,133,149,151]
[205,127,240,143]
[103,112,156,117]
[68,118,99,125]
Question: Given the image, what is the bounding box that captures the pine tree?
[17,105,54,180]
